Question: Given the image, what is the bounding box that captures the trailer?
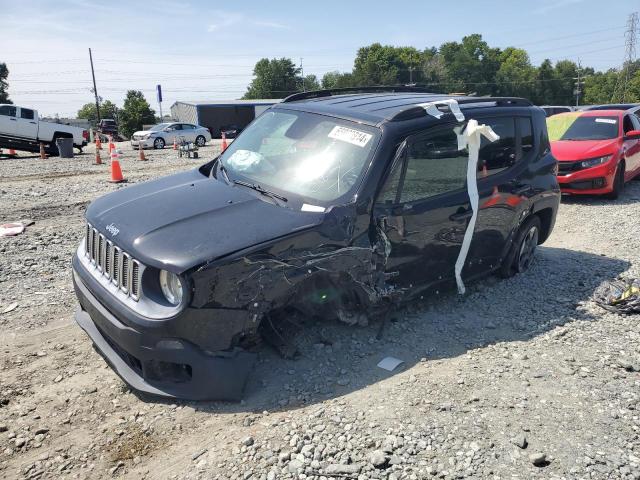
[170,99,280,138]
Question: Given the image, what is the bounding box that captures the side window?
[630,114,640,131]
[181,124,194,130]
[0,105,17,116]
[519,117,534,155]
[378,158,403,204]
[20,108,34,120]
[623,115,635,134]
[476,117,516,178]
[401,127,468,202]
[168,124,182,131]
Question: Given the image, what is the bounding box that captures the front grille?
[558,161,581,174]
[84,223,141,301]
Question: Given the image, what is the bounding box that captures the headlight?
[159,270,184,306]
[580,155,611,169]
[142,134,151,140]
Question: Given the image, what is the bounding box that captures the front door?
[0,105,17,137]
[624,113,640,177]
[373,124,472,292]
[16,107,38,140]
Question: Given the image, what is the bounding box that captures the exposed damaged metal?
[72,88,560,400]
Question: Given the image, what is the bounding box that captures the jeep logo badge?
[105,223,120,237]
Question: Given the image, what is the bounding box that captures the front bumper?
[131,138,154,149]
[557,161,617,195]
[72,259,255,401]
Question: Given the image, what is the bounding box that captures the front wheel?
[195,135,206,147]
[499,215,541,278]
[153,137,165,149]
[606,162,625,199]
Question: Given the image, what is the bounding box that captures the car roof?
[584,103,640,111]
[277,88,532,126]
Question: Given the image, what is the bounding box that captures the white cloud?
[534,0,584,15]
[207,11,290,32]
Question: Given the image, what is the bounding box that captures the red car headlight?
[580,155,612,169]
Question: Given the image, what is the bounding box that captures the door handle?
[449,209,473,222]
[10,118,17,121]
[30,121,36,124]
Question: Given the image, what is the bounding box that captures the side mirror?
[624,129,640,140]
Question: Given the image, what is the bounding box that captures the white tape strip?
[454,119,500,294]
[416,98,465,122]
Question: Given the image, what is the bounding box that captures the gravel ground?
[1,142,640,480]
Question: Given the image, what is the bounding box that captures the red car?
[547,109,640,198]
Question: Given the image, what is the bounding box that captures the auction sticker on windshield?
[595,118,617,124]
[328,126,372,147]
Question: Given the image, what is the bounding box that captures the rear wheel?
[195,135,206,147]
[499,215,541,278]
[606,162,625,199]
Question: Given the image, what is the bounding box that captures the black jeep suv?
[72,87,560,400]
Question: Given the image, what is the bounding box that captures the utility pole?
[300,57,305,92]
[408,66,415,85]
[573,60,584,106]
[621,12,638,102]
[88,48,101,122]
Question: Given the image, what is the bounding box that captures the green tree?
[583,69,619,104]
[243,58,301,99]
[439,34,501,95]
[77,100,118,124]
[302,74,320,91]
[533,59,558,105]
[552,60,579,105]
[321,71,356,89]
[352,43,423,86]
[495,48,536,99]
[118,90,155,138]
[0,63,11,104]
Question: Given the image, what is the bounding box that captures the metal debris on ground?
[377,356,405,372]
[593,278,640,314]
[0,222,25,237]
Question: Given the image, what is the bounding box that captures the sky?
[1,0,637,117]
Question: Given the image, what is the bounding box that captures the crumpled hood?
[85,169,324,273]
[551,138,620,161]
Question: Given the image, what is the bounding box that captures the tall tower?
[621,12,638,102]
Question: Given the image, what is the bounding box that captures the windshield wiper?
[233,179,288,203]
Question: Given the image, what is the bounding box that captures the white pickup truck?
[0,104,88,155]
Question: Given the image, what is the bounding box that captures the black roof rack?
[282,85,437,103]
[389,97,533,121]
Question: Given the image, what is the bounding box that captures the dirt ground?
[1,141,640,480]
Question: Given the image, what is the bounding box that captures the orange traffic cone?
[173,138,178,150]
[8,148,16,156]
[94,149,102,165]
[39,143,47,159]
[221,132,228,152]
[108,152,126,183]
[95,135,102,150]
[108,136,115,154]
[138,146,146,161]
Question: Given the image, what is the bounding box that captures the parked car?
[73,88,560,400]
[547,109,640,198]
[97,118,119,141]
[0,104,87,155]
[584,103,640,111]
[131,122,211,149]
[540,105,573,117]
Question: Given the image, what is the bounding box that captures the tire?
[605,162,625,199]
[499,215,542,278]
[195,135,206,147]
[153,137,165,149]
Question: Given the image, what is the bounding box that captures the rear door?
[373,124,471,291]
[463,114,524,278]
[16,107,38,139]
[180,123,197,142]
[0,105,18,136]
